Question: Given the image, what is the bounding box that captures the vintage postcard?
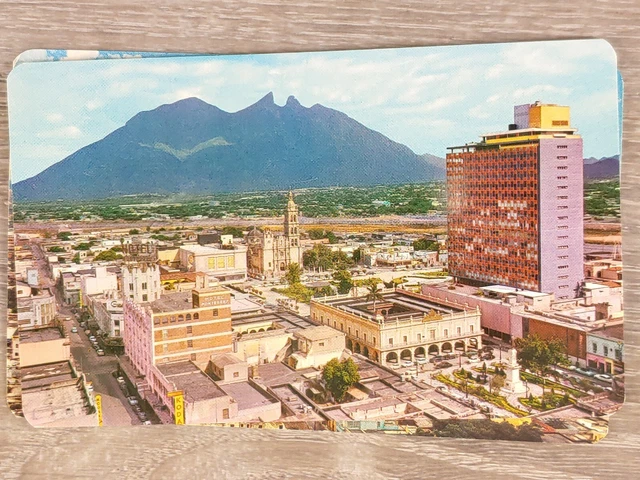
[6,40,623,442]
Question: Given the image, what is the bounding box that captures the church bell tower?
[284,191,300,247]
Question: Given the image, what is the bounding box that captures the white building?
[179,244,247,284]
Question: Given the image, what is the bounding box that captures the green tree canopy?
[413,237,440,251]
[306,228,337,244]
[322,358,360,403]
[221,226,244,238]
[57,231,72,241]
[352,247,363,264]
[72,253,81,264]
[365,278,384,311]
[94,250,124,262]
[515,334,568,392]
[285,263,302,285]
[73,242,92,251]
[332,269,354,295]
[48,246,65,253]
[129,229,140,235]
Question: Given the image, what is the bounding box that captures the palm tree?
[365,279,384,313]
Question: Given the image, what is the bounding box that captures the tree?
[129,229,140,235]
[57,231,72,241]
[48,246,65,253]
[352,247,363,264]
[222,226,244,238]
[490,374,505,394]
[285,263,302,285]
[332,269,353,295]
[94,250,123,262]
[365,279,384,312]
[413,237,439,251]
[322,358,360,402]
[72,253,81,264]
[73,242,92,251]
[515,334,568,393]
[307,228,337,244]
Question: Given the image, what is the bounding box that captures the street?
[32,241,142,426]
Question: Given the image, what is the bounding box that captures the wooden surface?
[1,1,639,478]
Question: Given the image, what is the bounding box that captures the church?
[246,191,303,279]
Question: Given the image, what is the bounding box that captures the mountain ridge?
[13,93,445,201]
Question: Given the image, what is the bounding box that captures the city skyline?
[8,39,620,183]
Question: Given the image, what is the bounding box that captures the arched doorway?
[400,349,412,362]
[354,343,361,355]
[386,352,398,364]
[441,342,453,353]
[414,346,426,359]
[363,346,370,358]
[454,340,466,352]
[468,338,478,350]
[346,338,353,351]
[428,344,439,356]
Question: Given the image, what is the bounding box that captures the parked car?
[89,335,96,342]
[595,373,613,382]
[70,327,77,333]
[402,360,414,368]
[435,362,453,369]
[388,362,400,370]
[96,349,105,356]
[416,357,427,365]
[481,353,495,360]
[575,367,596,377]
[430,356,444,364]
[468,357,481,364]
[142,421,152,425]
[128,397,138,406]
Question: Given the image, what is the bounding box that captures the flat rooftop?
[295,325,345,342]
[19,327,64,344]
[156,361,228,401]
[21,361,75,389]
[232,311,319,332]
[253,362,304,387]
[146,288,228,314]
[315,290,464,323]
[219,381,278,411]
[481,285,550,298]
[180,244,244,255]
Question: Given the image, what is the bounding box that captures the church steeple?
[284,191,299,245]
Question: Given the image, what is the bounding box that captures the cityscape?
[6,100,623,442]
[6,41,623,443]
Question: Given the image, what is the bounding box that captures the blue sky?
[8,39,620,183]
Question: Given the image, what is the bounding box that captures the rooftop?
[590,323,624,341]
[211,353,246,368]
[219,381,278,410]
[232,311,319,332]
[146,288,228,314]
[314,289,467,324]
[180,244,245,255]
[21,361,75,389]
[19,327,64,344]
[295,325,345,342]
[156,361,228,401]
[480,285,550,298]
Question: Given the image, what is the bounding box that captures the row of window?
[153,311,218,325]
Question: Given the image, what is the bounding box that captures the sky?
[8,39,621,183]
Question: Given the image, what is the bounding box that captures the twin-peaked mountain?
[13,93,446,201]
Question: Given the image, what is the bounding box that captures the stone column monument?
[502,347,527,394]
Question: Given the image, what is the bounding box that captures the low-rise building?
[586,323,624,374]
[310,288,482,366]
[17,286,57,328]
[289,325,346,370]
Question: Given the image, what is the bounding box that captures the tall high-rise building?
[446,102,584,299]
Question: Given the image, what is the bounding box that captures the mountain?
[584,155,620,180]
[13,94,446,201]
[420,153,445,170]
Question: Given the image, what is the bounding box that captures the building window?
[187,340,193,348]
[557,166,568,170]
[319,342,325,347]
[558,265,569,269]
[356,330,359,338]
[208,257,216,270]
[557,195,568,200]
[186,313,191,321]
[154,318,160,325]
[363,334,367,342]
[129,283,134,290]
[233,372,240,378]
[470,325,474,333]
[194,313,199,320]
[430,330,436,340]
[170,315,177,323]
[557,176,568,180]
[162,330,168,340]
[557,155,568,159]
[389,338,393,345]
[142,294,148,302]
[222,409,230,420]
[444,329,448,338]
[417,333,421,342]
[604,346,609,356]
[190,353,197,361]
[403,336,408,343]
[558,245,569,249]
[557,145,568,149]
[162,317,168,324]
[457,326,461,336]
[213,309,218,317]
[142,282,147,290]
[187,326,193,334]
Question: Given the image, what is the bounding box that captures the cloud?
[511,85,572,100]
[86,100,103,111]
[37,125,82,139]
[384,95,465,115]
[45,113,64,123]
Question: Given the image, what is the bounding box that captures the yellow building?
[310,288,481,366]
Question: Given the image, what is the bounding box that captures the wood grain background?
[1,1,639,478]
